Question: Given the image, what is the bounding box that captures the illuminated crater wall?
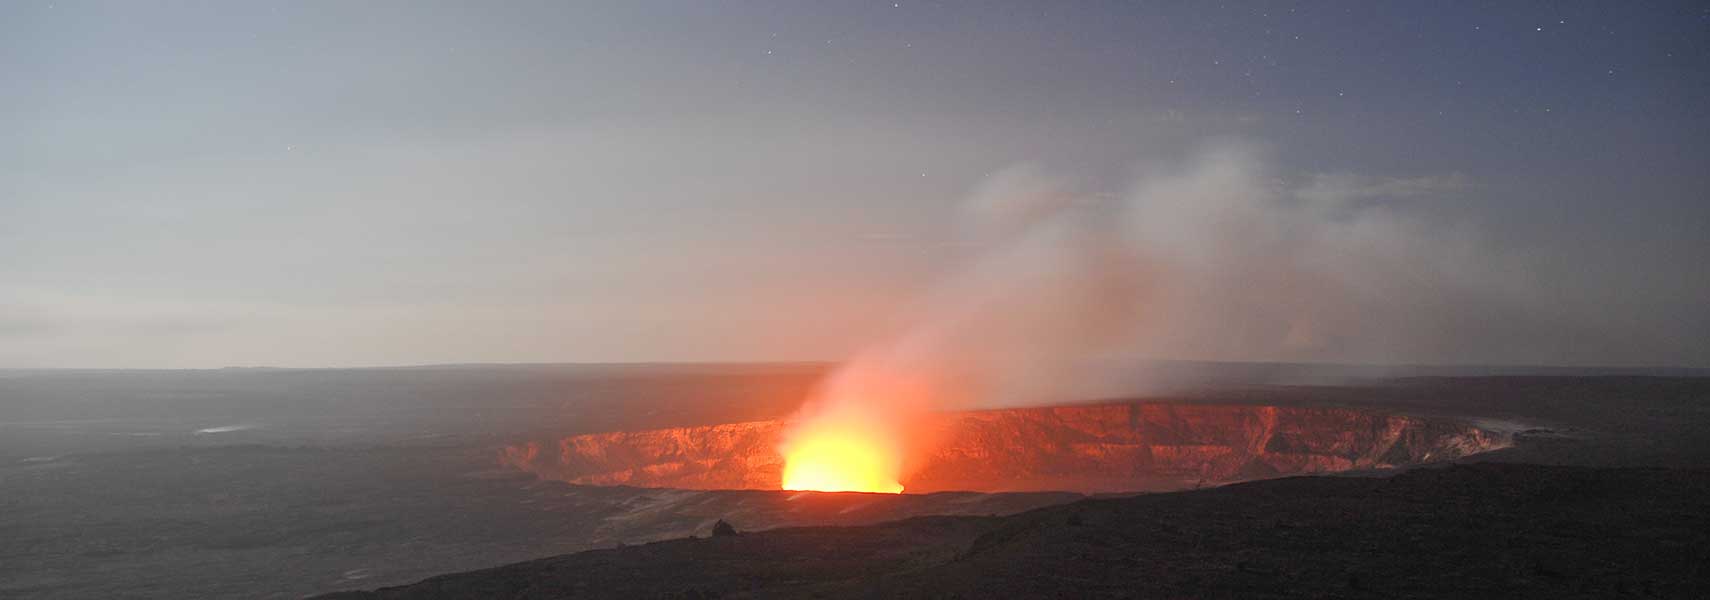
[501,403,1509,493]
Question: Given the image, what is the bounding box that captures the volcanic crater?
[502,402,1508,494]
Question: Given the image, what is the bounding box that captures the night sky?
[2,1,1706,368]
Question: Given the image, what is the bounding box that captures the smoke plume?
[780,139,1658,487]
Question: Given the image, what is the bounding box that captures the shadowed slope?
[319,463,1710,599]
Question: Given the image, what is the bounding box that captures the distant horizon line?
[2,359,1705,376]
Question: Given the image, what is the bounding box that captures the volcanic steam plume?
[776,140,1545,493]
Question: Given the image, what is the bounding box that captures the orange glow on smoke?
[780,427,904,494]
[779,360,934,494]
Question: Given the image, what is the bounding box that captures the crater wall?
[501,403,1509,493]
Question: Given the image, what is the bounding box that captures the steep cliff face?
[503,421,788,491]
[502,403,1508,493]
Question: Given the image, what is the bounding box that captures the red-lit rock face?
[501,403,1508,493]
[503,420,789,491]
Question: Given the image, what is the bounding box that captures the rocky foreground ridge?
[502,402,1508,493]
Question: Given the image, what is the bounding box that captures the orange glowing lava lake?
[779,430,904,493]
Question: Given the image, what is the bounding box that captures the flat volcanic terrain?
[319,463,1710,599]
[16,369,1701,597]
[320,375,1710,599]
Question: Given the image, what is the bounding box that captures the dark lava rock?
[317,463,1710,599]
[710,520,738,538]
